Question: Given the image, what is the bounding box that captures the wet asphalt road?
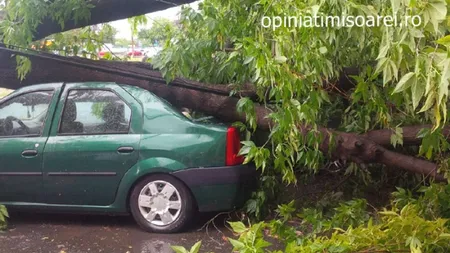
[0,212,235,253]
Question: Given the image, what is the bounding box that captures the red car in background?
[127,50,143,57]
[98,51,107,58]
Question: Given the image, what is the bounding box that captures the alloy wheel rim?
[138,180,182,226]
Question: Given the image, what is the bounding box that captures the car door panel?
[42,83,142,206]
[0,86,61,203]
[42,135,140,205]
[0,137,47,202]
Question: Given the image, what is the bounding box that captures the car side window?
[59,89,131,135]
[0,91,54,137]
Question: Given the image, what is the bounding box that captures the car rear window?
[121,85,191,120]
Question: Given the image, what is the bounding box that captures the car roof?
[10,82,150,97]
[13,82,127,92]
[14,82,64,93]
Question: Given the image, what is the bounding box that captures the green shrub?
[178,184,450,253]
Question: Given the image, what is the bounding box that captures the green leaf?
[227,51,239,61]
[274,56,287,63]
[189,241,202,253]
[171,246,189,253]
[243,56,254,65]
[255,238,272,249]
[411,76,424,110]
[393,72,415,93]
[429,2,447,21]
[228,238,246,250]
[241,140,256,147]
[438,58,450,102]
[379,211,399,216]
[228,221,247,233]
[319,46,327,54]
[426,2,447,32]
[439,233,450,239]
[383,60,393,85]
[419,91,436,112]
[437,35,450,46]
[390,0,400,14]
[377,45,389,60]
[375,58,388,74]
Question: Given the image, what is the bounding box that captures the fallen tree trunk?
[0,46,444,181]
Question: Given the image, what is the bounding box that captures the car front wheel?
[130,174,195,233]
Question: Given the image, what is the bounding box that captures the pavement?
[0,211,236,253]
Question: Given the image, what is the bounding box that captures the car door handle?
[117,147,134,154]
[22,149,38,157]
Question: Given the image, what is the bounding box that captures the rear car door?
[0,88,59,202]
[42,83,142,206]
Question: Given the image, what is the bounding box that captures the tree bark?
[33,0,197,40]
[316,129,443,181]
[0,46,444,181]
[364,125,450,146]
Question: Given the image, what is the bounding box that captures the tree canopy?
[138,18,178,47]
[0,0,195,42]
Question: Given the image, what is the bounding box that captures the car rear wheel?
[130,174,195,233]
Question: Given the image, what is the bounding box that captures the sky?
[111,1,200,39]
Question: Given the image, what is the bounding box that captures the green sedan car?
[0,82,256,233]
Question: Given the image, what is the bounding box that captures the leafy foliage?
[0,0,94,77]
[128,15,148,38]
[244,175,279,220]
[138,18,178,47]
[179,184,450,253]
[228,221,272,253]
[153,0,450,183]
[41,24,118,59]
[0,0,93,46]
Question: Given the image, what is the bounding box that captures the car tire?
[129,174,195,233]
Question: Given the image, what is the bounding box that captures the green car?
[0,82,256,233]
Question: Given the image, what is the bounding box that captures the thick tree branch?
[310,128,444,181]
[33,0,196,40]
[364,125,450,146]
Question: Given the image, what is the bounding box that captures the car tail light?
[226,127,245,166]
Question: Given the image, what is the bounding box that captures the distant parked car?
[98,51,107,58]
[127,50,143,57]
[0,82,256,233]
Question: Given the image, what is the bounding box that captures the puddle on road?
[135,239,177,253]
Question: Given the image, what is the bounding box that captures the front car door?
[42,83,142,206]
[0,85,60,203]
